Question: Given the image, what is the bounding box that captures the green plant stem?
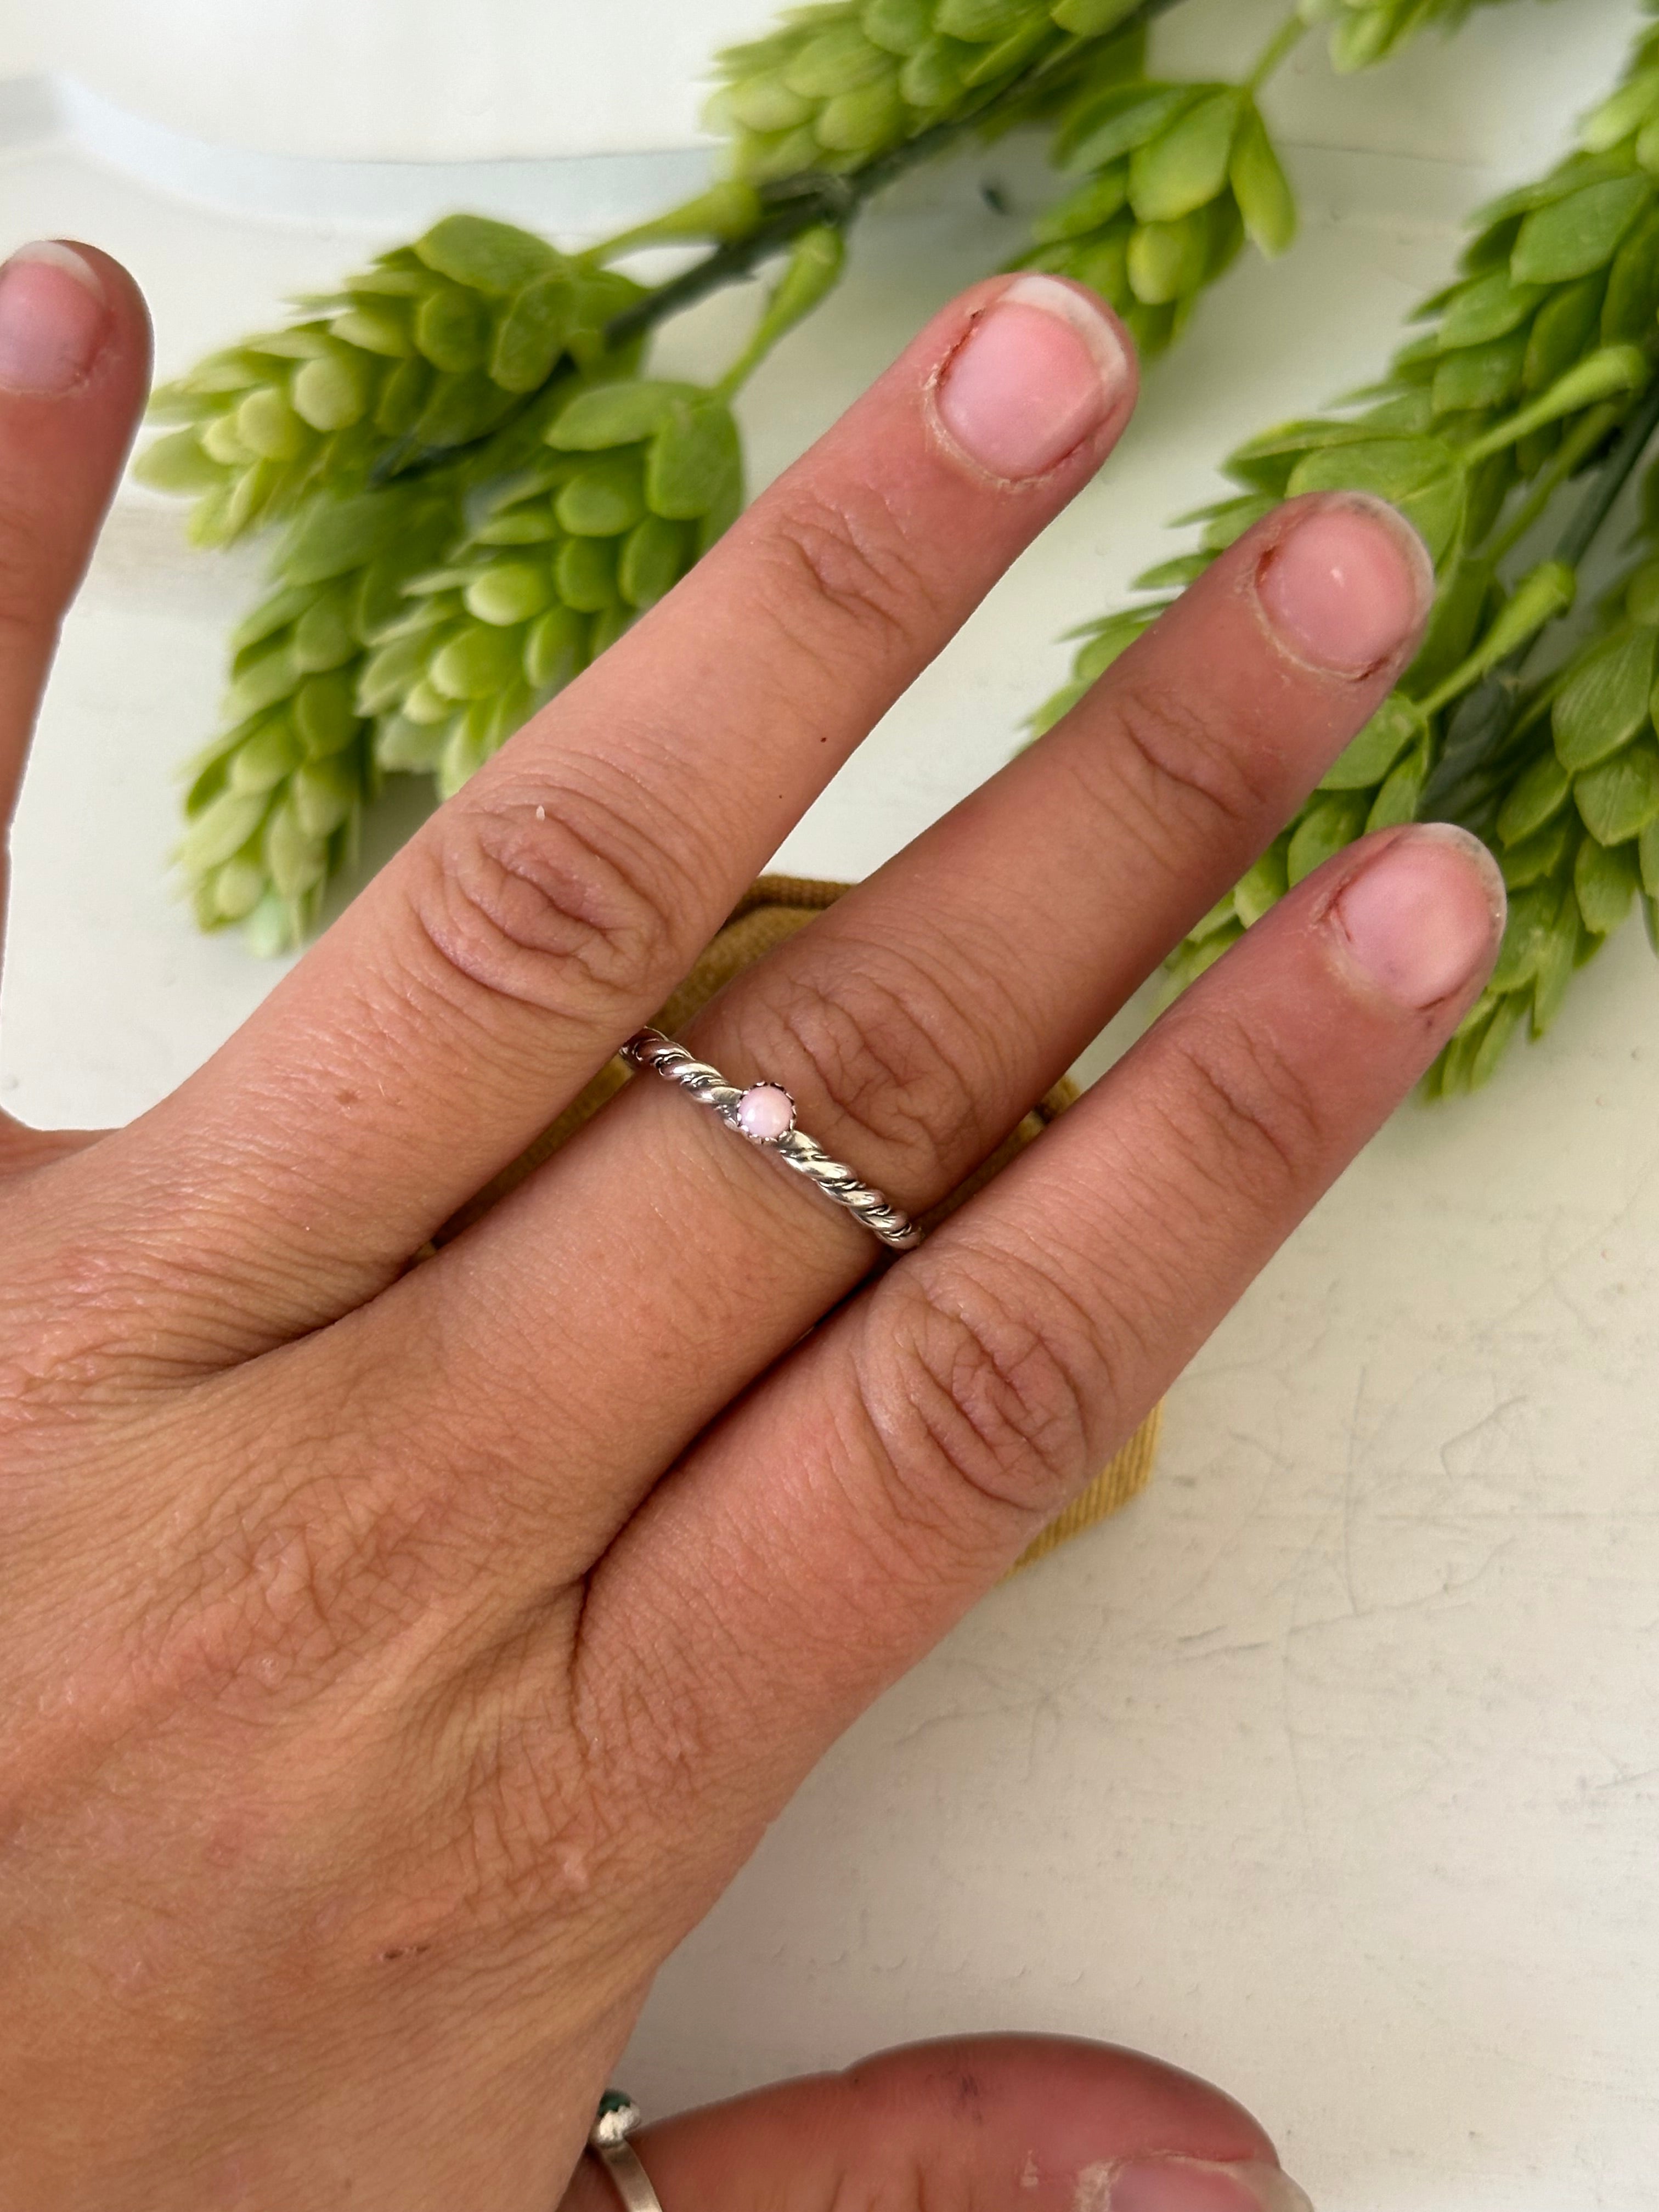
[603,0,1190,356]
[1247,12,1309,92]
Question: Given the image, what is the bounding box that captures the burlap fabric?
[436,875,1160,1573]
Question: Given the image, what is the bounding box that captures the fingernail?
[1332,823,1506,1011]
[0,242,110,396]
[1255,494,1433,676]
[1103,2155,1314,2212]
[933,273,1131,483]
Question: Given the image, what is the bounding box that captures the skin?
[0,249,1501,2209]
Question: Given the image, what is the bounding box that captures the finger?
[0,244,149,838]
[337,494,1427,1582]
[560,2038,1310,2212]
[0,241,150,1159]
[91,275,1137,1352]
[570,825,1504,1864]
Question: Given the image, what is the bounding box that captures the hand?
[1,245,1499,2208]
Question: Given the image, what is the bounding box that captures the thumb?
[563,2036,1313,2212]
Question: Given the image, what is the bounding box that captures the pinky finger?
[573,823,1505,1857]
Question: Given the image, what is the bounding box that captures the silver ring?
[620,1027,924,1252]
[587,2092,663,2212]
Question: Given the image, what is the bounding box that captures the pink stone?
[736,1083,794,1142]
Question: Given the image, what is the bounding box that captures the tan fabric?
[437,876,1160,1572]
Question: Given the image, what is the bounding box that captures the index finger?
[86,275,1137,1354]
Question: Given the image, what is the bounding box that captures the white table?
[3,5,1656,2204]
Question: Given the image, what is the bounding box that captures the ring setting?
[620,1028,924,1252]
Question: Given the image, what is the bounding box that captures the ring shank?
[620,1027,923,1252]
[590,2139,664,2212]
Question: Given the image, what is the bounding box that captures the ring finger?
[317,488,1432,1578]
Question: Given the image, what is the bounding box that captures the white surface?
[2,12,1657,2209]
[0,0,1635,166]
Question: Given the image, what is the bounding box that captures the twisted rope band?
[620,1027,924,1252]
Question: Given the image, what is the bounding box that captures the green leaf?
[264,800,328,901]
[1051,0,1143,28]
[1521,274,1604,393]
[898,35,974,111]
[1318,695,1421,792]
[1057,84,1198,174]
[415,215,561,298]
[817,73,906,154]
[1497,748,1572,845]
[133,427,224,496]
[1436,270,1545,351]
[1128,88,1240,224]
[646,398,743,521]
[549,380,697,453]
[1600,204,1659,345]
[331,303,411,359]
[1640,812,1659,896]
[525,602,590,692]
[556,456,647,538]
[619,515,695,608]
[1432,330,1527,416]
[783,22,894,97]
[357,629,435,716]
[465,560,556,628]
[291,757,359,840]
[556,534,619,613]
[180,789,270,873]
[1286,791,1369,887]
[1234,837,1289,927]
[1511,176,1651,284]
[1366,736,1430,832]
[291,351,373,433]
[227,717,301,795]
[375,712,448,775]
[1575,833,1640,935]
[292,588,358,674]
[223,642,301,724]
[1552,628,1657,771]
[1499,814,1575,891]
[935,0,1032,37]
[1469,992,1527,1089]
[229,589,311,662]
[414,285,492,374]
[862,0,932,56]
[1531,895,1582,1035]
[1127,210,1211,306]
[1032,168,1130,244]
[279,489,408,588]
[490,274,573,394]
[1575,737,1659,845]
[1131,552,1212,592]
[1228,103,1296,257]
[431,622,530,702]
[294,672,359,758]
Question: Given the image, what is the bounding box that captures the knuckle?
[762,479,943,670]
[1163,1006,1324,1201]
[404,781,687,1034]
[854,1250,1103,1548]
[1098,671,1273,867]
[741,947,1006,1187]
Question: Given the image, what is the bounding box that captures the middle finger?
[331,490,1430,1575]
[60,273,1136,1358]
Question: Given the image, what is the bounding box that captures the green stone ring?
[586,2091,663,2212]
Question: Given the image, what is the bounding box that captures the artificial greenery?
[140,0,1659,1101]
